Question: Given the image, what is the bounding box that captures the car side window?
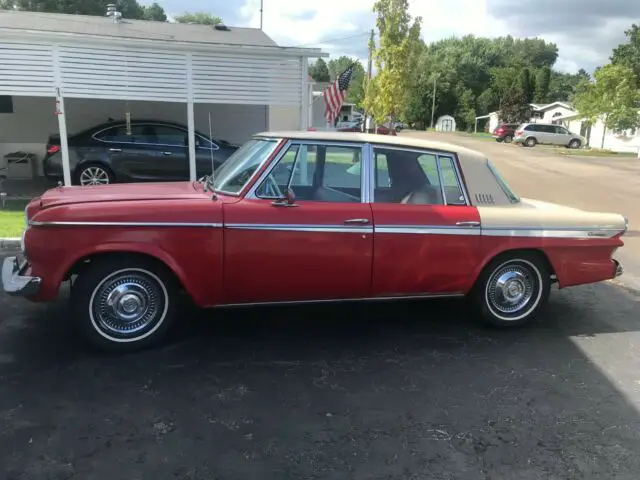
[255,143,361,202]
[439,156,466,205]
[132,125,187,146]
[373,148,443,205]
[94,126,133,143]
[554,126,569,135]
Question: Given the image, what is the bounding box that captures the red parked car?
[492,123,520,143]
[3,131,627,351]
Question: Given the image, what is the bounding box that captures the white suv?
[513,123,586,148]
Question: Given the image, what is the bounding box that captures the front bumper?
[613,259,624,278]
[2,256,41,296]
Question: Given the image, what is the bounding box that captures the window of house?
[0,96,13,114]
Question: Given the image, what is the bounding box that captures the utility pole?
[363,29,374,133]
[259,0,263,29]
[430,74,437,129]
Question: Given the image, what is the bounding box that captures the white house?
[475,102,577,133]
[0,9,325,185]
[556,112,640,154]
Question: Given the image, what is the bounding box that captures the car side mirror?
[272,187,298,207]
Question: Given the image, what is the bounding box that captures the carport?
[0,10,325,186]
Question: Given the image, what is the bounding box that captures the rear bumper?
[1,256,41,296]
[613,259,624,278]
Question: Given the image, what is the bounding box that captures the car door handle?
[108,148,122,152]
[344,218,370,224]
[456,221,480,227]
[163,151,173,156]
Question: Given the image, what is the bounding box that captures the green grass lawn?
[0,199,29,238]
[553,148,638,158]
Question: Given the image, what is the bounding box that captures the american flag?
[323,63,355,125]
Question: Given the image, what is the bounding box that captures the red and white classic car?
[2,132,627,351]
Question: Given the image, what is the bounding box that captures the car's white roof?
[255,131,487,163]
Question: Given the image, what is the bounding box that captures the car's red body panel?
[19,135,625,309]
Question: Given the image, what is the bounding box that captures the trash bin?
[4,152,37,179]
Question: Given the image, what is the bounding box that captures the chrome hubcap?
[92,271,165,338]
[80,167,110,186]
[486,263,538,317]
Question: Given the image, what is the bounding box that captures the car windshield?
[212,138,281,194]
[487,159,520,203]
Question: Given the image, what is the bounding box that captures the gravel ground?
[2,250,640,479]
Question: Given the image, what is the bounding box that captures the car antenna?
[207,110,217,199]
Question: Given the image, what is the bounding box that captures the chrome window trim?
[29,221,222,228]
[246,140,368,203]
[92,123,220,151]
[245,139,293,200]
[434,154,447,205]
[364,143,375,203]
[438,154,470,206]
[369,145,470,206]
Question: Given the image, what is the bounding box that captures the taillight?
[515,130,523,136]
[47,145,61,154]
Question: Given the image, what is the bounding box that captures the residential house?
[476,102,577,133]
[556,112,640,154]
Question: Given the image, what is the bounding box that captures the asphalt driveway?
[2,248,640,479]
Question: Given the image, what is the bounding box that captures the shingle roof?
[0,10,277,47]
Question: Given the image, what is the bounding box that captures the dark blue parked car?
[43,119,238,186]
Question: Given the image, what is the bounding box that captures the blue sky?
[145,0,640,74]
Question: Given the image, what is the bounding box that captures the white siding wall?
[0,96,268,175]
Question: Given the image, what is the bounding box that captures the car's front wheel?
[70,256,179,351]
[472,252,551,327]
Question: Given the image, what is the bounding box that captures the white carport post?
[298,57,309,183]
[186,53,197,181]
[53,45,72,187]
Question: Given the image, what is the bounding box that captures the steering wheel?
[263,175,283,198]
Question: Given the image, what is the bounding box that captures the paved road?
[2,246,640,479]
[406,131,640,291]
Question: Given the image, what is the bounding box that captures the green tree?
[142,2,166,21]
[573,63,640,134]
[516,67,535,104]
[366,0,422,123]
[3,0,167,20]
[308,58,330,82]
[174,11,222,25]
[327,56,366,106]
[500,88,532,123]
[610,24,640,87]
[534,66,551,103]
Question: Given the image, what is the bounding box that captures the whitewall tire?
[71,256,179,351]
[472,253,551,327]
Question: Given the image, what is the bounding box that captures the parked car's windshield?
[213,138,281,194]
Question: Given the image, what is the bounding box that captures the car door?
[127,124,189,181]
[222,140,373,304]
[553,125,572,145]
[370,146,481,296]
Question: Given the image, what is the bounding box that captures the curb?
[0,238,21,250]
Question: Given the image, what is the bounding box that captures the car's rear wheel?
[70,256,179,351]
[524,137,537,147]
[472,252,551,327]
[495,138,504,143]
[568,139,581,149]
[503,135,513,143]
[76,163,114,186]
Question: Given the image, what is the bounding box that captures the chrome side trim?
[30,221,222,228]
[482,227,624,239]
[217,292,464,308]
[226,223,372,234]
[376,225,480,236]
